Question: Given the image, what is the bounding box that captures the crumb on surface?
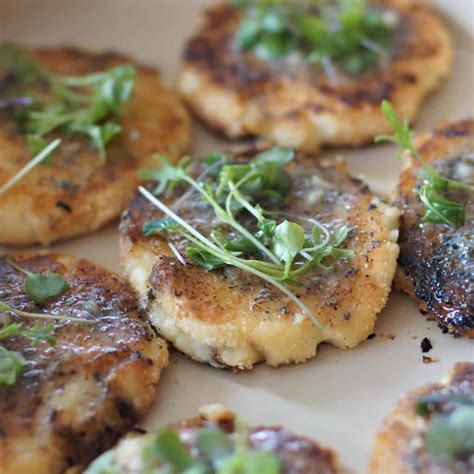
[422,355,438,364]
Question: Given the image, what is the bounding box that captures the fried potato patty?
[179,1,451,154]
[0,253,168,474]
[395,119,474,338]
[86,404,340,473]
[119,151,399,370]
[0,47,190,246]
[370,362,474,474]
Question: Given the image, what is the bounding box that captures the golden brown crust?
[179,0,451,153]
[370,363,474,474]
[119,150,399,369]
[0,46,190,246]
[395,119,474,338]
[0,252,169,474]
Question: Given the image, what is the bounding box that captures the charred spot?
[323,81,393,107]
[399,72,417,84]
[117,399,134,419]
[434,120,472,138]
[56,200,72,213]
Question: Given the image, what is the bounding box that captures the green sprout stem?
[0,302,93,324]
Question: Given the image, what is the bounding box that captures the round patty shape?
[370,362,474,474]
[0,253,169,474]
[0,46,190,246]
[178,0,451,154]
[395,119,474,338]
[120,151,399,370]
[86,404,340,473]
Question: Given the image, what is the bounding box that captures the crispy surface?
[87,404,340,473]
[370,362,474,474]
[179,0,451,153]
[0,47,190,246]
[0,253,169,474]
[119,151,399,370]
[395,119,474,338]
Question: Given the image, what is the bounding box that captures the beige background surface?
[0,1,473,472]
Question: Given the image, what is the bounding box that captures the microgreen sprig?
[6,257,69,304]
[376,100,473,228]
[86,419,281,474]
[0,43,136,163]
[138,148,354,328]
[414,392,474,462]
[0,321,56,386]
[232,0,396,75]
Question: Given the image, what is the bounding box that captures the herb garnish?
[7,257,69,304]
[0,42,135,163]
[86,419,281,473]
[232,0,397,74]
[414,392,474,462]
[138,148,354,327]
[0,258,91,386]
[376,100,474,228]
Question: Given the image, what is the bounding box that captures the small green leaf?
[185,245,227,270]
[26,134,54,166]
[143,219,179,236]
[84,449,120,474]
[0,346,26,386]
[24,273,69,304]
[195,427,233,465]
[147,428,193,471]
[138,155,191,196]
[425,407,474,461]
[219,450,281,474]
[291,13,326,46]
[24,322,56,346]
[0,323,23,341]
[272,220,305,263]
[236,16,261,49]
[419,184,465,227]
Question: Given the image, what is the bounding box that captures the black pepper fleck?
[367,333,376,340]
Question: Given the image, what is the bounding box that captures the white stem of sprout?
[0,139,61,195]
[167,240,187,265]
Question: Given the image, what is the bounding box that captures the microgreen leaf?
[138,155,192,196]
[26,134,54,166]
[425,407,474,461]
[24,273,69,305]
[0,346,26,386]
[143,219,179,236]
[83,450,121,474]
[219,450,281,474]
[145,428,193,471]
[5,257,69,304]
[185,245,228,271]
[195,428,233,466]
[272,220,305,264]
[419,184,465,227]
[0,321,55,347]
